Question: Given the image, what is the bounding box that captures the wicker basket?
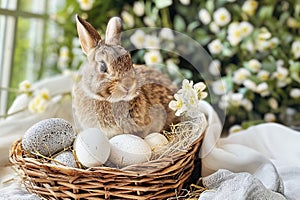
[9,123,205,199]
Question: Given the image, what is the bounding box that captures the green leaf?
[187,21,200,33]
[153,0,172,9]
[194,29,211,45]
[258,5,274,19]
[205,0,214,13]
[174,15,186,32]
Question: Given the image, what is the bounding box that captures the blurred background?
[0,0,299,131]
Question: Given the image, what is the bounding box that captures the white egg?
[109,134,151,167]
[74,128,110,168]
[144,132,169,153]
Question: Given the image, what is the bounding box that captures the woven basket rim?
[10,131,204,176]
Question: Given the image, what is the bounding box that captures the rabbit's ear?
[105,17,122,45]
[76,15,101,55]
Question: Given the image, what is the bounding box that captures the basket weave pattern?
[9,132,203,200]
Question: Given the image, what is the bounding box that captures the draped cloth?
[198,100,300,200]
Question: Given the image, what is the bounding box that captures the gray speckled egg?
[52,151,77,168]
[22,118,76,156]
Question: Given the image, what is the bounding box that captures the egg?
[74,128,110,168]
[52,151,77,168]
[144,132,169,153]
[109,134,151,167]
[22,118,75,156]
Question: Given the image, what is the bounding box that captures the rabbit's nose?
[121,77,135,89]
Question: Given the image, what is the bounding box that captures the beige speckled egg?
[109,134,152,167]
[52,151,77,168]
[22,118,76,156]
[74,128,110,168]
[144,132,169,153]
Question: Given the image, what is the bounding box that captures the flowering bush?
[197,0,300,129]
[28,0,300,131]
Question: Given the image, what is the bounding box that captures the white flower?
[77,0,94,11]
[18,80,32,94]
[247,59,261,73]
[208,39,223,54]
[230,93,243,107]
[245,40,255,53]
[258,27,272,39]
[170,79,207,118]
[143,16,155,27]
[198,9,211,25]
[212,80,227,95]
[213,8,231,27]
[227,22,242,46]
[180,79,193,91]
[243,79,257,91]
[144,35,160,49]
[59,46,69,59]
[276,60,284,68]
[264,113,276,122]
[239,21,254,37]
[256,82,270,97]
[169,93,187,116]
[273,66,289,81]
[233,68,251,85]
[242,0,258,16]
[209,60,221,76]
[28,88,50,114]
[219,95,229,109]
[130,30,146,49]
[241,99,253,111]
[28,96,48,114]
[268,98,278,110]
[159,28,174,40]
[179,0,190,5]
[290,88,300,99]
[269,37,279,48]
[193,82,208,100]
[144,50,162,66]
[229,125,243,133]
[58,46,69,70]
[292,41,300,59]
[121,11,135,28]
[133,1,145,17]
[257,70,270,81]
[209,22,220,33]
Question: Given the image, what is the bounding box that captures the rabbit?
[73,15,179,139]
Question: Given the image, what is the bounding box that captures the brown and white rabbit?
[73,15,178,139]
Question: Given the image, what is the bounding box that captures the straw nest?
[9,114,207,199]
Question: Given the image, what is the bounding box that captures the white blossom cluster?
[169,79,207,118]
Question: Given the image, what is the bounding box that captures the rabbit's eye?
[98,61,107,73]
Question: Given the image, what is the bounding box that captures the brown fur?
[73,16,179,138]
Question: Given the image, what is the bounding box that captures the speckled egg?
[22,118,76,156]
[144,132,169,153]
[109,134,152,167]
[52,151,77,168]
[74,128,111,168]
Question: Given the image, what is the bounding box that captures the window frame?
[0,0,48,117]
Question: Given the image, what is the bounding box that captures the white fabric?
[0,74,74,199]
[198,100,300,199]
[199,169,286,200]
